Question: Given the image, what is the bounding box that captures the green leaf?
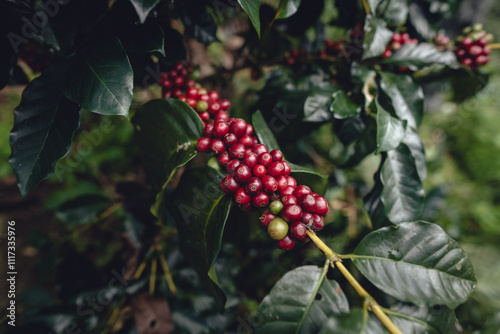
[120,21,165,56]
[380,144,424,223]
[129,0,162,23]
[181,5,218,45]
[389,303,458,334]
[378,71,424,129]
[364,170,392,228]
[402,127,426,181]
[288,162,328,195]
[382,43,457,69]
[276,0,301,19]
[252,110,281,151]
[330,90,362,119]
[163,167,232,310]
[255,264,349,334]
[304,82,338,122]
[238,0,262,38]
[362,15,393,60]
[353,221,476,309]
[65,33,133,117]
[319,308,385,333]
[375,0,408,27]
[132,99,203,192]
[55,194,112,225]
[9,59,80,198]
[376,97,407,153]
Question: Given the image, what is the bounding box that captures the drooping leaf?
[407,2,436,40]
[255,264,349,334]
[364,169,392,229]
[389,303,458,334]
[55,194,112,225]
[238,0,262,38]
[380,144,424,223]
[129,0,162,23]
[353,221,476,309]
[163,167,232,310]
[132,98,203,192]
[375,97,407,153]
[330,90,362,119]
[9,58,80,197]
[402,127,426,181]
[303,82,338,122]
[276,0,301,19]
[378,71,424,129]
[252,109,281,151]
[65,33,133,117]
[362,15,393,60]
[319,308,386,333]
[382,43,457,69]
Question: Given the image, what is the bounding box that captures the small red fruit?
[276,235,295,250]
[220,99,231,111]
[270,149,283,161]
[298,194,317,213]
[281,194,297,206]
[260,211,276,227]
[226,159,241,174]
[229,143,246,159]
[258,152,273,167]
[281,204,303,222]
[234,187,251,205]
[235,164,252,183]
[243,152,258,168]
[252,191,270,208]
[276,175,288,190]
[224,133,238,146]
[261,175,279,193]
[230,119,247,137]
[253,144,268,156]
[293,185,311,199]
[210,139,225,154]
[267,161,284,178]
[213,121,229,138]
[290,222,307,240]
[218,151,231,166]
[197,137,211,152]
[245,177,262,195]
[222,174,240,193]
[311,214,324,231]
[252,164,267,178]
[314,196,329,215]
[280,185,295,197]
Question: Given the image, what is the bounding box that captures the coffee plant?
[2,0,499,333]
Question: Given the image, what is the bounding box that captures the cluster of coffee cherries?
[454,24,493,70]
[382,32,418,59]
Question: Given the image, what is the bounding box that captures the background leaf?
[255,265,349,334]
[362,15,393,60]
[375,0,408,27]
[129,0,162,23]
[382,43,457,69]
[276,0,301,19]
[238,0,262,38]
[65,32,133,117]
[9,59,80,197]
[380,144,424,223]
[303,82,338,122]
[375,97,407,153]
[390,303,458,334]
[353,221,476,309]
[319,308,385,333]
[402,127,426,181]
[55,194,112,225]
[330,90,362,119]
[132,98,203,192]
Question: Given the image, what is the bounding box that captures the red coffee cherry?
[281,204,303,222]
[461,36,473,48]
[276,175,288,190]
[224,133,238,146]
[280,185,295,197]
[290,222,307,240]
[260,211,276,227]
[209,102,221,114]
[281,194,298,206]
[174,76,184,87]
[267,161,284,178]
[197,137,211,152]
[229,143,246,159]
[161,79,173,89]
[173,88,183,98]
[253,144,268,156]
[252,191,270,208]
[301,212,314,226]
[215,111,229,122]
[199,112,210,121]
[270,149,283,161]
[469,45,483,56]
[222,174,240,193]
[210,139,225,154]
[187,87,198,99]
[245,177,263,195]
[198,94,210,102]
[293,185,311,199]
[243,152,258,168]
[258,152,273,167]
[208,90,220,102]
[218,151,231,166]
[314,196,329,215]
[299,194,317,213]
[235,164,252,183]
[246,124,254,136]
[226,159,241,174]
[239,135,253,147]
[220,99,231,111]
[230,119,247,137]
[213,121,229,138]
[286,176,297,188]
[252,164,267,178]
[261,175,278,193]
[238,202,254,212]
[234,187,251,205]
[282,161,291,176]
[311,214,324,231]
[276,235,295,250]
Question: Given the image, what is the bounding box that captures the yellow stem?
[361,0,371,14]
[133,261,147,280]
[305,230,402,334]
[488,43,500,49]
[149,257,157,295]
[159,253,178,296]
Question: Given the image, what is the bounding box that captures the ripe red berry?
[382,49,392,58]
[280,185,295,197]
[208,91,220,102]
[314,196,329,215]
[173,88,183,97]
[482,46,492,55]
[476,55,490,65]
[234,187,251,205]
[290,222,307,240]
[469,45,483,56]
[199,112,210,121]
[220,99,231,111]
[243,152,258,168]
[174,76,184,87]
[461,58,473,66]
[270,149,283,161]
[260,211,276,227]
[213,121,229,138]
[226,159,241,174]
[197,137,211,152]
[267,161,285,178]
[299,194,317,213]
[186,79,196,87]
[456,49,467,58]
[209,102,221,114]
[293,185,311,199]
[187,87,198,99]
[245,177,262,195]
[162,90,172,98]
[401,32,410,43]
[276,235,295,250]
[229,143,246,159]
[286,176,297,188]
[246,124,254,136]
[161,79,173,89]
[311,214,324,231]
[186,98,197,108]
[224,133,238,146]
[281,194,297,206]
[174,61,184,72]
[238,202,254,212]
[222,174,240,193]
[204,123,214,137]
[215,111,229,121]
[178,95,187,102]
[235,164,252,183]
[195,100,209,112]
[252,164,267,178]
[253,144,268,156]
[210,139,225,154]
[261,175,278,193]
[258,152,273,167]
[301,212,314,226]
[281,204,303,222]
[230,119,247,137]
[198,94,210,102]
[392,32,402,43]
[252,191,270,208]
[282,161,291,176]
[239,135,253,147]
[276,175,288,190]
[218,151,231,166]
[461,36,473,48]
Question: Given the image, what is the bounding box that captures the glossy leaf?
[9,59,80,197]
[383,43,457,69]
[65,33,133,117]
[353,221,476,309]
[364,169,392,229]
[390,303,458,334]
[238,0,262,38]
[319,308,385,333]
[378,71,424,129]
[55,194,112,225]
[164,167,232,310]
[402,127,427,181]
[252,109,281,151]
[376,97,407,153]
[304,82,338,122]
[330,90,362,119]
[362,15,393,60]
[255,265,349,334]
[380,144,424,223]
[132,99,203,192]
[375,0,408,27]
[129,0,162,23]
[276,0,301,19]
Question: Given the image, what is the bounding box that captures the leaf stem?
[149,257,157,295]
[158,251,178,296]
[488,43,500,49]
[305,230,402,334]
[361,0,371,14]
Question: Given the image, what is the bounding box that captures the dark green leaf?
[380,144,424,223]
[238,0,262,38]
[362,15,393,60]
[303,82,338,122]
[182,6,218,45]
[132,99,203,192]
[55,194,112,225]
[164,167,232,310]
[407,2,436,40]
[9,59,80,197]
[402,127,426,181]
[382,43,457,69]
[389,303,458,334]
[288,162,328,195]
[330,90,362,119]
[364,169,392,229]
[376,97,407,153]
[65,33,133,117]
[276,0,301,19]
[378,71,424,129]
[121,21,165,56]
[252,110,281,151]
[319,308,385,333]
[129,0,162,23]
[375,0,408,27]
[353,221,476,309]
[339,118,378,168]
[255,264,349,334]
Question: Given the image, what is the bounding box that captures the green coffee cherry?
[269,200,284,215]
[267,218,289,240]
[207,157,221,171]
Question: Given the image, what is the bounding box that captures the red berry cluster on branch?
[454,24,493,70]
[383,32,418,59]
[161,62,329,251]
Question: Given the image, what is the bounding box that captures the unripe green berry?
[472,23,483,32]
[195,100,209,112]
[267,218,289,240]
[207,157,221,171]
[269,200,284,215]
